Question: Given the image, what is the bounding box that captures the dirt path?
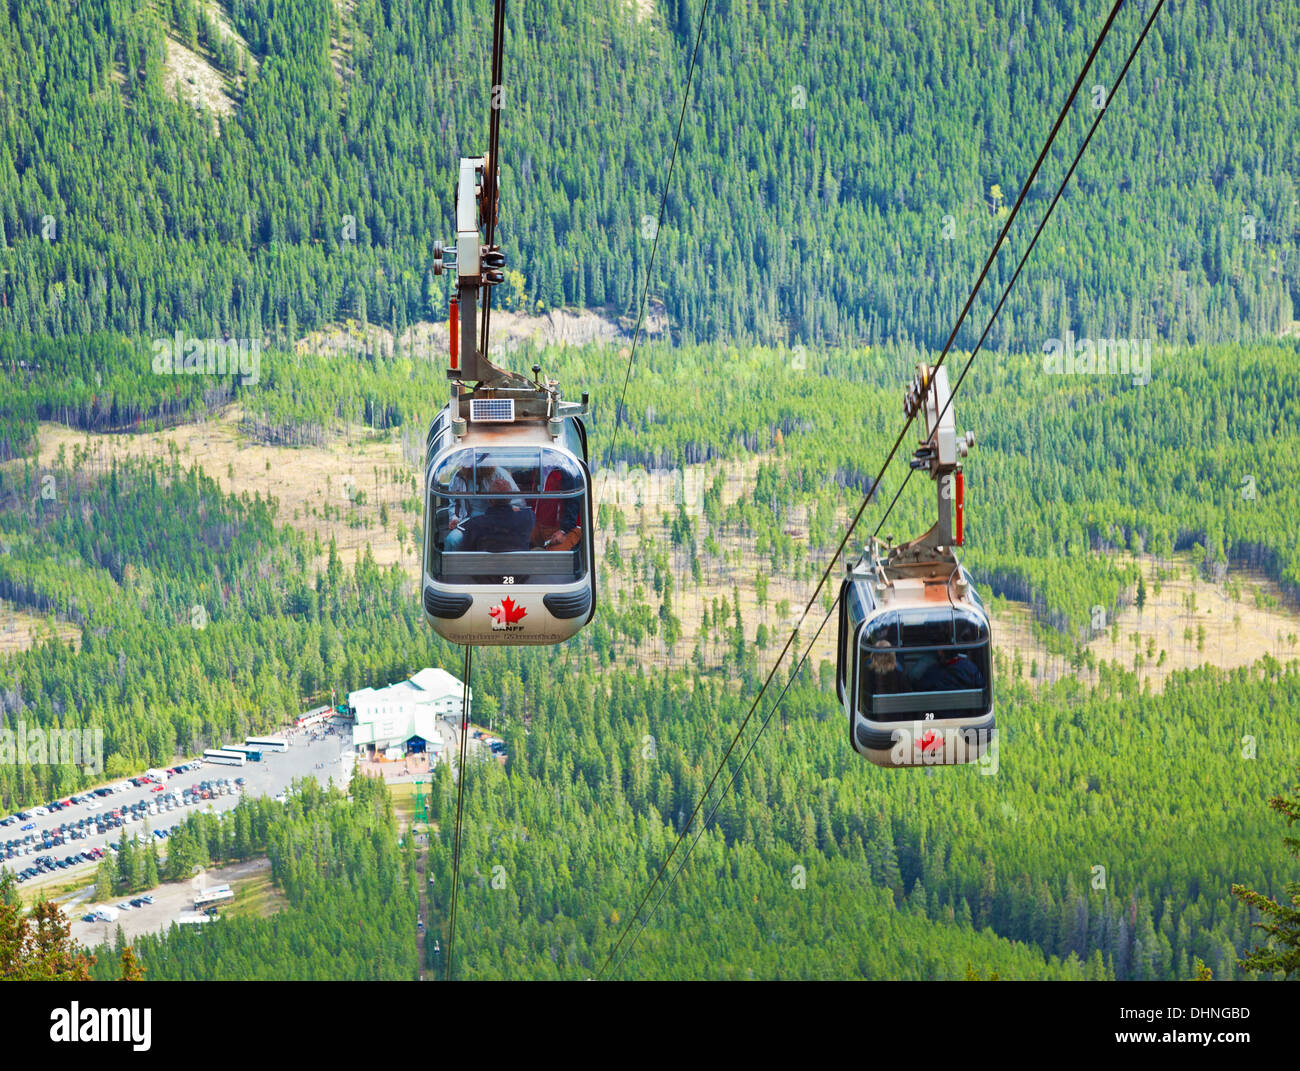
[415,839,431,981]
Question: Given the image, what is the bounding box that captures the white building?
[349,667,471,758]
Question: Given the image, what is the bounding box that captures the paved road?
[2,726,353,889]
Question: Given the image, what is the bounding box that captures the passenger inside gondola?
[926,649,984,690]
[897,649,985,693]
[531,460,582,551]
[443,459,483,550]
[458,473,535,553]
[442,455,529,552]
[869,640,905,694]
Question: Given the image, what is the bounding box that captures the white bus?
[244,736,288,753]
[193,885,234,909]
[295,706,332,729]
[203,749,246,767]
[221,744,262,761]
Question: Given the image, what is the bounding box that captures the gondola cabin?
[422,394,595,646]
[836,362,995,767]
[839,550,994,767]
[422,151,596,646]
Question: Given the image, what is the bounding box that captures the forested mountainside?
[0,0,1296,349]
[5,337,1295,645]
[1,0,1297,983]
[2,408,1297,978]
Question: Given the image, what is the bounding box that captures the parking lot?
[67,857,272,948]
[2,725,353,891]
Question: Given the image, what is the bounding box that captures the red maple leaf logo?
[918,728,942,753]
[489,596,527,625]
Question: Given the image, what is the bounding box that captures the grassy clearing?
[227,870,287,920]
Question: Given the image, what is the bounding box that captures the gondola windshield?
[428,447,587,585]
[857,607,991,723]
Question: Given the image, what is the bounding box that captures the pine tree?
[143,843,161,888]
[94,857,116,903]
[116,829,136,895]
[119,946,145,981]
[1232,769,1300,978]
[0,873,94,980]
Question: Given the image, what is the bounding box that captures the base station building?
[348,668,472,760]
